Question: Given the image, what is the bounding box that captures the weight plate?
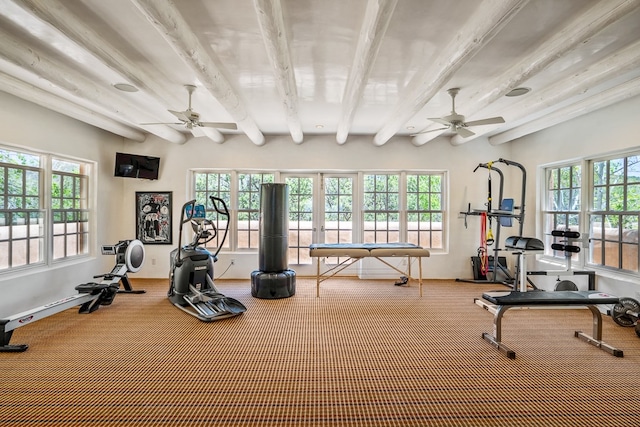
[611,297,640,327]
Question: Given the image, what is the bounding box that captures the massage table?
[309,243,430,297]
[475,290,623,359]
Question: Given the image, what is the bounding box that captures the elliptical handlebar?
[209,196,230,260]
[176,199,197,267]
[175,197,231,265]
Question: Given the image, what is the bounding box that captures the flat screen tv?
[114,152,160,180]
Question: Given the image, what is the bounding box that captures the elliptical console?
[167,197,246,321]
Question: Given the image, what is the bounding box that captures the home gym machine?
[0,239,145,352]
[167,197,247,322]
[457,158,526,286]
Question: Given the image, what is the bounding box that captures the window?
[323,176,354,245]
[407,173,443,249]
[0,148,44,270]
[0,145,92,273]
[363,174,399,243]
[193,171,275,251]
[51,158,90,260]
[589,155,640,272]
[542,164,581,259]
[237,173,274,249]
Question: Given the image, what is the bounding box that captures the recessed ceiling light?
[406,126,415,130]
[113,83,138,92]
[506,87,531,97]
[315,124,324,129]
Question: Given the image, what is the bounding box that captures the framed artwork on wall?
[135,191,172,245]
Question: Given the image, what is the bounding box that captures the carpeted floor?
[1,278,639,426]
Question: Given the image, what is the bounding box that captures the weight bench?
[475,290,623,359]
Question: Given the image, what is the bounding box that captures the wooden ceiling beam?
[0,72,146,141]
[0,25,187,144]
[489,76,640,145]
[10,0,222,143]
[450,38,640,146]
[336,0,398,145]
[253,0,303,144]
[372,0,529,146]
[131,0,265,146]
[449,0,640,147]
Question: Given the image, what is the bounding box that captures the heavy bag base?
[251,270,296,299]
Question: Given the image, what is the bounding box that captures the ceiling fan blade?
[199,122,238,130]
[410,127,449,136]
[428,117,451,126]
[168,109,189,122]
[464,116,505,127]
[140,122,182,125]
[455,127,476,138]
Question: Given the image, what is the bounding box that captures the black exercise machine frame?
[457,158,526,286]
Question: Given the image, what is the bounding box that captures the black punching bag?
[259,184,289,272]
[251,183,296,299]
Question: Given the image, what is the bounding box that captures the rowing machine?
[0,239,145,352]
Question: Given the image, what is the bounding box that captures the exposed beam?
[373,0,528,146]
[0,71,146,141]
[131,0,265,146]
[489,77,640,145]
[0,26,186,144]
[452,39,640,146]
[336,0,398,145]
[253,0,302,144]
[11,0,225,144]
[448,0,640,147]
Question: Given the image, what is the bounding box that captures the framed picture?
[135,191,172,245]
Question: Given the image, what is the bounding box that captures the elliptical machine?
[167,197,247,321]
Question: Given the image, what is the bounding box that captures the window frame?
[587,154,640,274]
[0,144,94,275]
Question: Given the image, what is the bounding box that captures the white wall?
[0,92,125,317]
[510,94,640,301]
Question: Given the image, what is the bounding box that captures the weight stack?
[251,183,296,299]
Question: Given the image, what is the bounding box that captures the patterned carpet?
[1,278,639,426]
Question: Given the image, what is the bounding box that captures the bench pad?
[483,290,619,306]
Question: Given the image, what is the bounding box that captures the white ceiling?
[1,0,639,147]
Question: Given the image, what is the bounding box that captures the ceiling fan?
[412,88,504,138]
[142,85,237,131]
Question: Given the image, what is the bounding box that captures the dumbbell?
[611,297,640,338]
